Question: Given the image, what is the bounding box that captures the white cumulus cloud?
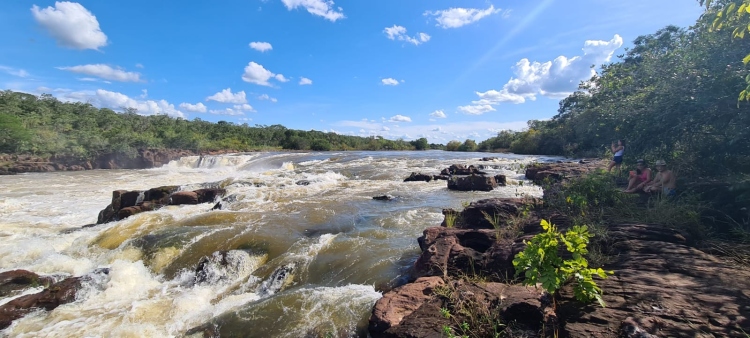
[249,41,273,52]
[93,89,184,118]
[275,74,289,82]
[233,104,255,112]
[281,0,345,22]
[57,64,141,82]
[383,25,430,45]
[258,94,278,102]
[179,102,207,113]
[468,34,624,109]
[430,110,447,118]
[31,1,108,50]
[242,62,288,86]
[458,104,496,115]
[381,78,400,86]
[209,108,245,116]
[388,115,412,123]
[206,88,247,104]
[299,77,313,85]
[425,5,501,29]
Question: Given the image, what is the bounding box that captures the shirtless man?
[643,159,676,195]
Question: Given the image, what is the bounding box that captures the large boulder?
[369,276,446,336]
[447,174,497,191]
[370,279,554,338]
[414,227,524,281]
[404,172,433,182]
[441,198,532,230]
[96,186,227,224]
[440,164,486,176]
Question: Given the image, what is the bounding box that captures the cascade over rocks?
[97,186,227,224]
[0,149,240,175]
[401,164,506,191]
[0,269,109,330]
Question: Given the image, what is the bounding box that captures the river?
[0,151,550,337]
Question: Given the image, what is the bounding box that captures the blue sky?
[0,0,703,143]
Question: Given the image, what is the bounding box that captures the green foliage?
[0,90,421,158]
[702,0,750,101]
[513,219,612,307]
[411,137,429,150]
[457,139,478,152]
[545,173,627,221]
[445,140,462,151]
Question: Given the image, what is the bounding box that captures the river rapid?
[0,151,550,337]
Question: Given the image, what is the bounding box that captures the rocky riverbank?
[369,161,750,337]
[0,149,239,175]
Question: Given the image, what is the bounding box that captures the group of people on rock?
[606,140,677,196]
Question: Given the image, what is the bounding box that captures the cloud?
[458,104,496,115]
[383,25,430,45]
[209,108,245,116]
[31,1,108,50]
[275,74,289,82]
[470,34,624,107]
[242,62,288,86]
[206,88,247,104]
[381,78,400,86]
[388,115,412,123]
[92,89,184,118]
[299,77,313,85]
[430,110,447,118]
[332,120,528,142]
[135,63,144,69]
[258,94,278,102]
[233,103,255,112]
[281,0,345,22]
[139,89,148,99]
[57,64,142,82]
[179,102,207,113]
[0,66,29,78]
[425,5,501,29]
[249,41,273,52]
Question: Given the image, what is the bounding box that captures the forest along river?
[0,151,553,337]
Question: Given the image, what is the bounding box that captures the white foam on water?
[0,151,552,336]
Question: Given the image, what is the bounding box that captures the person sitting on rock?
[624,159,651,193]
[643,159,676,196]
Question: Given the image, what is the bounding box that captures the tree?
[411,137,429,150]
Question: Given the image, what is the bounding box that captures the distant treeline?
[477,20,750,178]
[0,90,445,159]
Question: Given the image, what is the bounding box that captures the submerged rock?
[0,270,55,298]
[373,195,396,201]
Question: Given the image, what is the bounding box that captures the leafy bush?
[513,219,612,307]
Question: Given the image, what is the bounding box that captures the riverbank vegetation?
[0,91,434,159]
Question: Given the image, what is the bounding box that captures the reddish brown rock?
[0,277,82,330]
[369,276,445,335]
[194,188,227,204]
[0,270,55,298]
[170,191,199,205]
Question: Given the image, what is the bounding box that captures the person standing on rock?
[607,140,625,174]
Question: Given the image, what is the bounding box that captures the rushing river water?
[0,151,551,337]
